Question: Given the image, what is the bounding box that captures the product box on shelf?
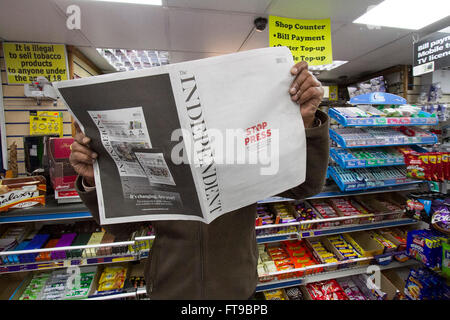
[404,267,450,300]
[304,237,340,271]
[0,176,46,212]
[335,277,367,300]
[301,279,349,300]
[255,203,298,236]
[329,127,438,149]
[82,231,106,258]
[308,199,341,228]
[354,194,404,221]
[406,229,443,271]
[382,269,408,300]
[330,147,407,169]
[10,265,98,300]
[257,240,323,282]
[404,150,450,182]
[88,263,130,298]
[328,105,438,127]
[294,201,323,231]
[47,137,78,191]
[327,197,364,225]
[378,229,407,252]
[443,241,450,278]
[263,289,290,300]
[361,271,404,300]
[342,232,384,263]
[368,231,398,254]
[326,235,363,268]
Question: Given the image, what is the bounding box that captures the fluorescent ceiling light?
[354,0,450,30]
[308,60,348,71]
[97,48,169,72]
[91,0,162,5]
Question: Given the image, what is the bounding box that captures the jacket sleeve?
[75,176,143,236]
[276,109,329,200]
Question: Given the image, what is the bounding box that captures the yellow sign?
[329,85,338,101]
[3,42,69,84]
[29,111,64,137]
[269,16,333,65]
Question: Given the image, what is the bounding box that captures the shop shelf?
[297,218,418,239]
[0,236,154,274]
[329,107,438,127]
[330,147,404,169]
[255,258,418,292]
[256,232,299,244]
[86,288,147,300]
[328,165,418,192]
[349,92,407,105]
[0,197,92,224]
[307,181,427,199]
[329,128,438,149]
[330,146,429,169]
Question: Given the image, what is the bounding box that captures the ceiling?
[0,0,449,82]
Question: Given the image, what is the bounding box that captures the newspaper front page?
[53,46,306,224]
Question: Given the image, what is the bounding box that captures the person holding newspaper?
[70,60,329,299]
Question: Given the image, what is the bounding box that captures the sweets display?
[336,277,367,300]
[263,289,289,300]
[97,265,128,293]
[284,286,303,300]
[404,150,450,182]
[329,105,438,126]
[330,147,408,168]
[294,202,320,230]
[308,200,340,228]
[404,267,450,300]
[0,221,154,267]
[257,240,321,281]
[355,194,404,221]
[406,229,445,271]
[368,231,398,253]
[0,176,46,212]
[255,204,298,236]
[327,235,361,261]
[405,192,450,229]
[19,272,51,300]
[305,279,349,300]
[328,198,363,225]
[306,238,339,269]
[329,165,414,192]
[272,203,297,224]
[330,127,437,148]
[19,267,97,300]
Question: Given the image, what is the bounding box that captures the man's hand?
[289,61,324,128]
[70,122,97,187]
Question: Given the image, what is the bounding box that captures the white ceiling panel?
[54,0,170,50]
[0,0,91,46]
[331,23,411,61]
[356,33,414,66]
[319,33,415,81]
[168,9,254,53]
[268,0,383,22]
[166,0,271,14]
[168,50,222,64]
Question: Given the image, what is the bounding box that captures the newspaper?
[53,46,306,224]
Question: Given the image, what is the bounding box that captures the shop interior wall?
[0,43,101,176]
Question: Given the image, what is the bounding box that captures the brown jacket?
[76,110,329,300]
